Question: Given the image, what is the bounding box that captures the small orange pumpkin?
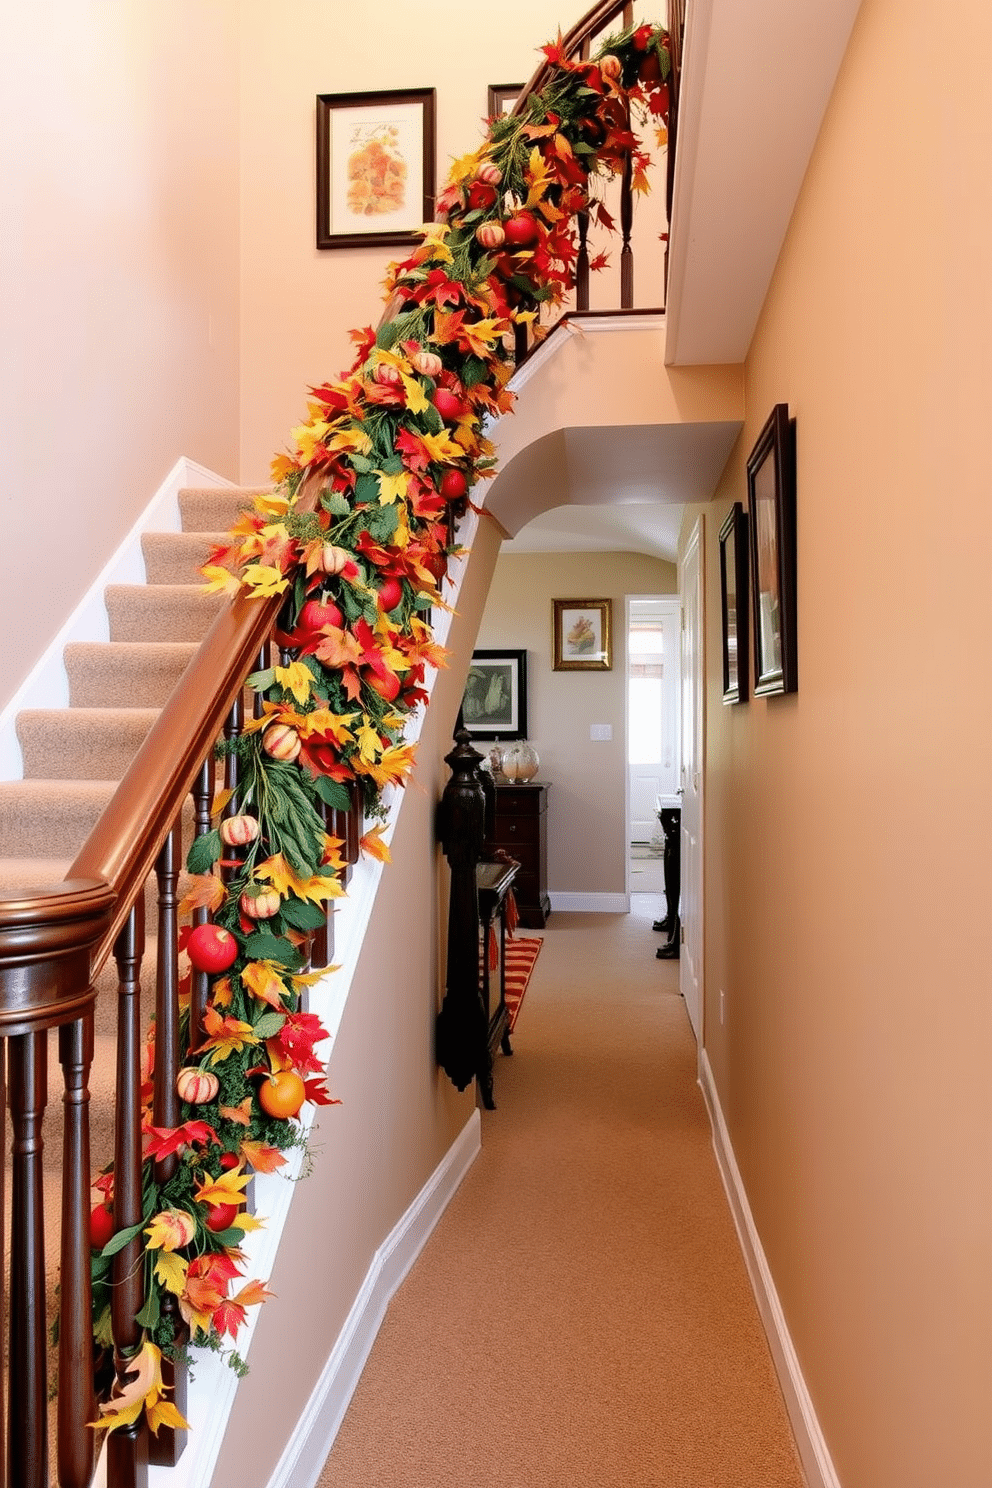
[262,724,301,762]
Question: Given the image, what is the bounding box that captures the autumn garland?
[92,21,671,1436]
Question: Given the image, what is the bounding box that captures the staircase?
[0,484,266,1488]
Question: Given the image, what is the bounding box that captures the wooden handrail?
[512,0,637,113]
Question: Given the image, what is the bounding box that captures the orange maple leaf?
[240,1139,288,1174]
[359,825,392,863]
[179,875,226,916]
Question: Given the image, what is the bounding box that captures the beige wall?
[237,0,588,484]
[478,549,676,895]
[692,0,992,1484]
[0,1,241,712]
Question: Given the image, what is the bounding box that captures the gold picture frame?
[552,599,612,671]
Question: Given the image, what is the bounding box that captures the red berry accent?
[90,1201,115,1250]
[186,923,238,974]
[440,469,467,501]
[299,598,343,631]
[432,388,464,421]
[377,576,403,611]
[206,1202,240,1233]
[219,1152,240,1170]
[503,212,540,247]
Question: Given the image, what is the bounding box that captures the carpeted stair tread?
[178,485,270,532]
[65,641,197,707]
[17,708,160,780]
[141,530,230,585]
[105,584,224,643]
[0,779,119,858]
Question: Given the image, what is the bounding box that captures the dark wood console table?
[476,858,519,1109]
[490,781,551,928]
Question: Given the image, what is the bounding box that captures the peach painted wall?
[0,1,241,712]
[478,549,676,895]
[692,0,992,1484]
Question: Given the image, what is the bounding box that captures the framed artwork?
[719,503,749,704]
[552,599,612,671]
[461,650,528,740]
[315,89,436,249]
[487,84,522,118]
[747,403,797,696]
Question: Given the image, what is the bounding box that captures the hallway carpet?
[317,900,804,1488]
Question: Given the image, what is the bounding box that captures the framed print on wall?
[461,650,528,740]
[747,402,798,696]
[719,503,750,704]
[552,599,612,671]
[315,89,436,249]
[487,84,522,119]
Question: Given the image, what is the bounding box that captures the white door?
[678,519,704,1042]
[627,598,680,842]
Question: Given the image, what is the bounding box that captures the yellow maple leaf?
[378,468,411,504]
[356,720,384,764]
[241,959,291,1010]
[399,373,430,416]
[196,1168,251,1208]
[270,452,299,483]
[154,1251,189,1298]
[226,1210,265,1234]
[145,1209,197,1252]
[253,493,290,518]
[418,428,465,465]
[94,1340,190,1436]
[241,564,290,598]
[211,786,234,820]
[273,661,314,705]
[201,565,241,597]
[301,707,358,745]
[360,825,392,863]
[179,875,226,917]
[256,853,343,906]
[199,1008,259,1066]
[147,1399,191,1437]
[212,975,234,1009]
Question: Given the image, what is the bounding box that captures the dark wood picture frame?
[461,649,528,740]
[315,88,436,250]
[719,502,749,704]
[747,403,797,696]
[552,599,612,671]
[487,84,522,119]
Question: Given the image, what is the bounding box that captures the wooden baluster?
[57,1010,96,1488]
[107,905,149,1488]
[576,35,591,310]
[148,825,187,1467]
[435,731,487,1096]
[8,1031,48,1488]
[620,104,634,309]
[253,643,270,720]
[190,757,213,1052]
[513,319,528,368]
[224,691,244,804]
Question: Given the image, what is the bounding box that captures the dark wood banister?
[511,0,637,112]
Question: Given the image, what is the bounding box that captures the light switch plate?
[590,723,612,741]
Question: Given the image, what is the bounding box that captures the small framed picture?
[719,503,749,704]
[487,84,522,119]
[747,403,797,696]
[552,599,612,671]
[315,89,436,249]
[461,650,528,740]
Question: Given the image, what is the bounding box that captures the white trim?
[507,312,666,394]
[698,1050,842,1488]
[263,1111,482,1488]
[0,457,236,780]
[550,891,630,914]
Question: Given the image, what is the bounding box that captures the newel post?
[435,729,487,1092]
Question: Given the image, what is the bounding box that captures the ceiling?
[503,0,864,563]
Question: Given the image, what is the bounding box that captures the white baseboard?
[0,456,235,779]
[550,892,630,914]
[698,1051,841,1488]
[266,1109,482,1488]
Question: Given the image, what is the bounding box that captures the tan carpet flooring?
[317,899,805,1488]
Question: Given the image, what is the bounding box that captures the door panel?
[678,520,704,1042]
